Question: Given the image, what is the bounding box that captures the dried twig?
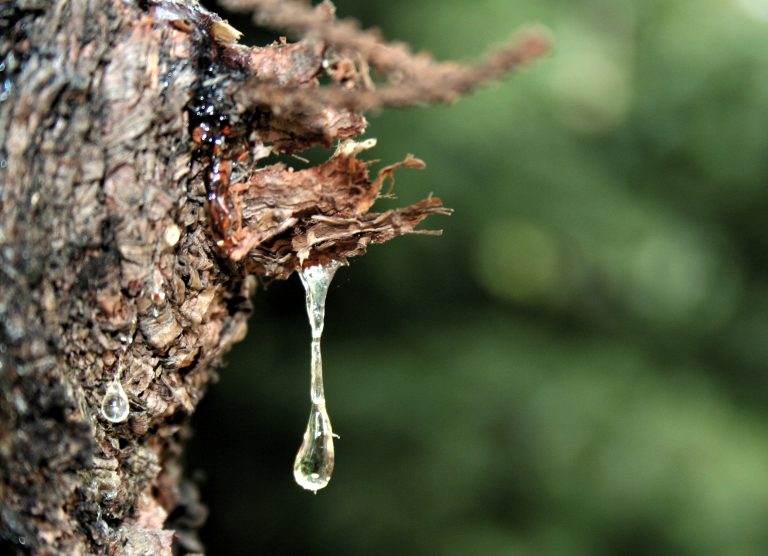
[237,30,551,113]
[221,0,427,75]
[221,0,552,113]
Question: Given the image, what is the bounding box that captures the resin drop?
[101,379,129,423]
[293,260,341,492]
[293,402,335,492]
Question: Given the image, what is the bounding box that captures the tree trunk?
[0,1,548,554]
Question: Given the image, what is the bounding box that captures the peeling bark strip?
[0,1,549,554]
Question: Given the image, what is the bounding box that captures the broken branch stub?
[187,0,550,277]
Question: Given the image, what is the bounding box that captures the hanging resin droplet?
[293,260,342,492]
[293,401,335,492]
[101,379,129,423]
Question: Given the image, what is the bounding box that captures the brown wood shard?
[222,140,449,274]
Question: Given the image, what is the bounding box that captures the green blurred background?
[191,0,768,554]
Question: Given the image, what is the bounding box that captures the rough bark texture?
[0,1,549,554]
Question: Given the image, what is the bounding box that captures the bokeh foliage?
[191,0,768,553]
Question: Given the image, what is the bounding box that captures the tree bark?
[0,1,548,554]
